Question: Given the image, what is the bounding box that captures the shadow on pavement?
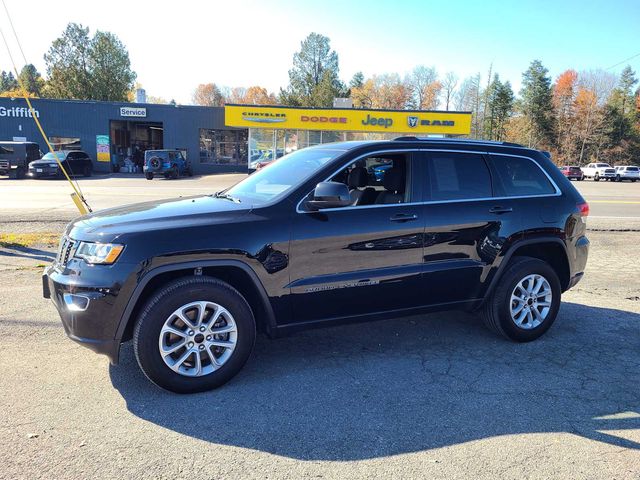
[0,246,56,263]
[110,302,640,460]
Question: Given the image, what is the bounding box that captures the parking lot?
[1,174,639,479]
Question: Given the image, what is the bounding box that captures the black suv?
[43,138,590,393]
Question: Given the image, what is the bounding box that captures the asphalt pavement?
[0,230,638,479]
[0,173,639,230]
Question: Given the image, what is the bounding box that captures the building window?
[199,129,248,165]
[49,137,81,150]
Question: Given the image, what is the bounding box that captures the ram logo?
[407,116,419,128]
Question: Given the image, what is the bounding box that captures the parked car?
[143,149,192,180]
[559,165,584,181]
[43,137,589,393]
[581,162,616,181]
[614,165,639,182]
[0,141,41,179]
[28,150,93,178]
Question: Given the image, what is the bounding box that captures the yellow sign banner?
[225,105,472,135]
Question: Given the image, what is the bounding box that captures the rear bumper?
[567,235,589,290]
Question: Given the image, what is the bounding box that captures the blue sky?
[1,0,639,103]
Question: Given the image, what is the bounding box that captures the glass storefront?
[199,129,248,166]
[247,128,405,168]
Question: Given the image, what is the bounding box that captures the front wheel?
[594,174,600,181]
[145,172,154,180]
[133,276,256,393]
[481,257,561,342]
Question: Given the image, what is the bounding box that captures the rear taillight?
[577,202,589,217]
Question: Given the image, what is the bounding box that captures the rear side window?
[426,152,492,201]
[490,155,556,197]
[627,166,639,172]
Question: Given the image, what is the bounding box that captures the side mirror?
[306,181,351,211]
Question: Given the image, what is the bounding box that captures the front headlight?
[75,242,124,264]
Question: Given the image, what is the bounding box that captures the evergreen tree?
[0,71,18,92]
[282,33,345,107]
[520,60,554,147]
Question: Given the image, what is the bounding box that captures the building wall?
[0,98,246,174]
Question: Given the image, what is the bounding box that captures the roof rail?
[392,136,524,147]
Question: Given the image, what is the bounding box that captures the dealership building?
[0,97,472,175]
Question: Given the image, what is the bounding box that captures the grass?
[0,232,60,248]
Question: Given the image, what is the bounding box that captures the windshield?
[226,147,344,205]
[42,152,65,160]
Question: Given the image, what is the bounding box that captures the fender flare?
[481,236,568,303]
[114,259,277,341]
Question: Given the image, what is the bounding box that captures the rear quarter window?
[426,152,492,201]
[489,155,556,197]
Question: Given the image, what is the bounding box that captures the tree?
[349,71,364,89]
[484,75,514,141]
[520,60,554,148]
[553,69,579,163]
[44,23,135,101]
[283,32,345,107]
[227,86,276,105]
[16,64,44,96]
[0,71,18,92]
[407,65,438,109]
[351,74,412,110]
[192,83,225,106]
[441,72,458,111]
[454,74,482,137]
[88,31,136,101]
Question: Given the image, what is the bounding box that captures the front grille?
[605,169,615,174]
[57,237,76,265]
[0,160,9,169]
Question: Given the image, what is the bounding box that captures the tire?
[186,167,193,177]
[133,276,256,393]
[632,179,637,183]
[145,172,154,180]
[594,174,600,181]
[481,256,561,342]
[83,165,92,177]
[171,166,179,180]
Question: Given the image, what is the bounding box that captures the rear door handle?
[489,206,513,214]
[390,213,418,222]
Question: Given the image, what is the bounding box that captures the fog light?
[63,293,90,312]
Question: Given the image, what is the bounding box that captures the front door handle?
[489,206,513,214]
[390,213,418,222]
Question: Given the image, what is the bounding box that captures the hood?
[67,195,250,240]
[30,159,58,165]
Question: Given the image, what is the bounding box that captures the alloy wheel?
[158,301,237,377]
[509,274,552,330]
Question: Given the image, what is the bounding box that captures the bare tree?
[442,71,458,110]
[407,65,438,109]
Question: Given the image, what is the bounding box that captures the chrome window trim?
[295,148,561,214]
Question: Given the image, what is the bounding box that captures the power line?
[606,51,640,70]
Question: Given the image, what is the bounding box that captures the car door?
[418,150,523,305]
[287,150,425,325]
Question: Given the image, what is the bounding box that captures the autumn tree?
[192,83,225,106]
[351,74,412,109]
[520,60,554,148]
[553,69,579,162]
[281,33,345,107]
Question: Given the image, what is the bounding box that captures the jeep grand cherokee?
[43,137,590,393]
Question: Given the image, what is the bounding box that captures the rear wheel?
[145,172,154,180]
[481,257,561,342]
[83,165,92,177]
[134,276,256,393]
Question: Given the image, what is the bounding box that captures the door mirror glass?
[306,182,351,210]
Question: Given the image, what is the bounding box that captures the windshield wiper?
[213,191,241,203]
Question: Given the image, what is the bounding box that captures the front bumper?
[42,261,135,364]
[28,168,58,178]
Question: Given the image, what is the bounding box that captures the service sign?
[120,106,147,118]
[225,105,472,135]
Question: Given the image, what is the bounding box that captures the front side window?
[225,147,345,205]
[326,153,411,206]
[426,152,492,201]
[490,155,556,197]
